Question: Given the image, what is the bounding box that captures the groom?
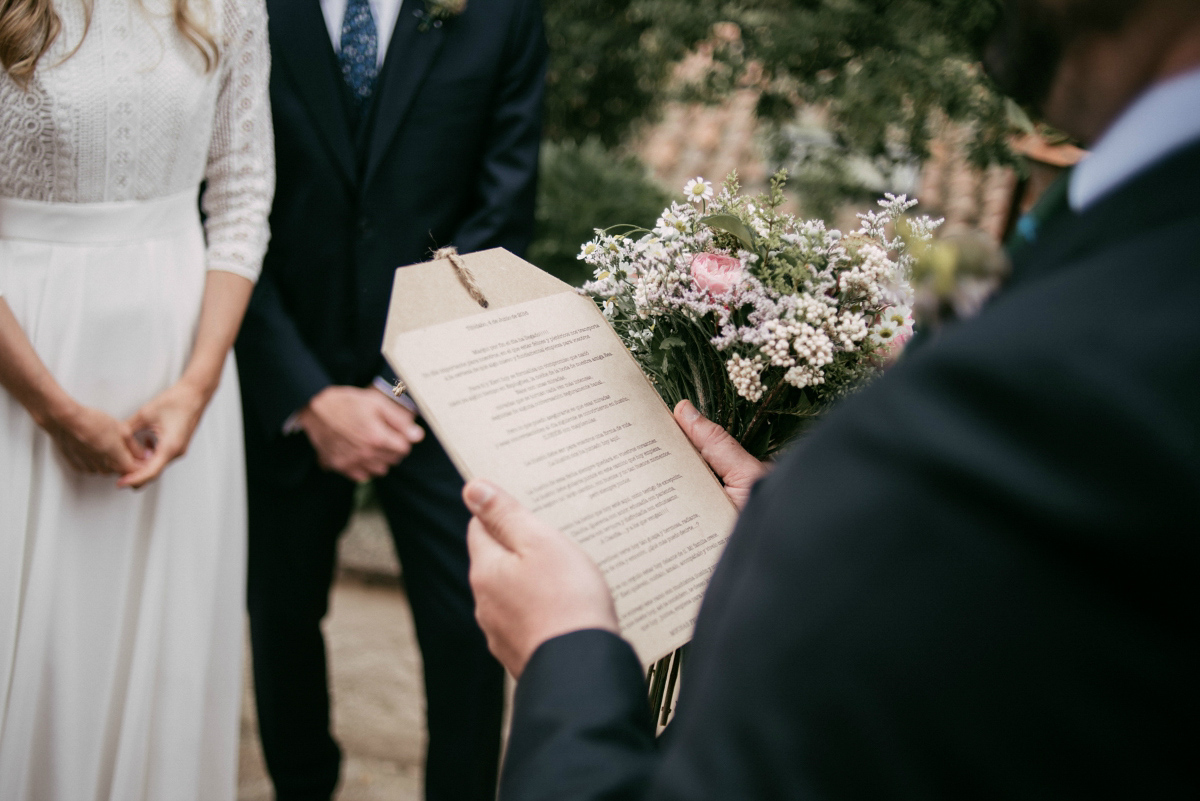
[234,0,546,798]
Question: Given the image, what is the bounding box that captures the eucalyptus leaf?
[700,214,756,251]
[659,336,687,349]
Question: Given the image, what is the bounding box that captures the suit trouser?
[246,431,504,801]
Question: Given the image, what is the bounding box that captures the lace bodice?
[0,0,274,280]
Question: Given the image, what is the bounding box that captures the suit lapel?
[267,0,357,186]
[362,6,448,186]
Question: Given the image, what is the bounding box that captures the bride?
[0,0,271,797]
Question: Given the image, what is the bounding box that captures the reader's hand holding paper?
[466,399,764,677]
[298,386,426,482]
[465,479,619,678]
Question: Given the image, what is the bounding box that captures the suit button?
[357,218,371,235]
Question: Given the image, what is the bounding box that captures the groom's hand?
[298,386,425,482]
[464,479,619,678]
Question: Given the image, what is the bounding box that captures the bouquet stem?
[647,645,686,728]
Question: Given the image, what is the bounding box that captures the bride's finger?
[100,426,142,474]
[121,425,189,487]
[109,442,143,475]
[121,423,150,462]
[117,449,169,489]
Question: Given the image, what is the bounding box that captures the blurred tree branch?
[543,0,1011,168]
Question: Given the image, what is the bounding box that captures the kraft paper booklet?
[382,248,739,666]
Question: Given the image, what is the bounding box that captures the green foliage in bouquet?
[527,139,671,287]
[580,172,940,460]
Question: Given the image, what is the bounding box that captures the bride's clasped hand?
[39,398,144,477]
[117,378,212,488]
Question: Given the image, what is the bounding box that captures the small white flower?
[784,364,825,389]
[869,322,899,348]
[791,324,834,368]
[578,239,600,260]
[725,353,766,401]
[645,241,669,261]
[683,177,714,204]
[880,305,913,331]
[655,210,688,240]
[602,298,616,318]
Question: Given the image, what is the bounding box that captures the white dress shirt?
[1070,67,1200,212]
[319,0,405,68]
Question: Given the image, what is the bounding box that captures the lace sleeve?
[201,0,274,282]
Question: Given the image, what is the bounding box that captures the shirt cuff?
[282,410,304,435]
[372,375,418,413]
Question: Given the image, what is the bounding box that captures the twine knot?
[435,246,489,308]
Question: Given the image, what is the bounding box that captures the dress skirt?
[0,191,246,801]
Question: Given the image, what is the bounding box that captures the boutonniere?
[415,0,466,32]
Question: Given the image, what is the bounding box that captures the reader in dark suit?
[233,0,547,798]
[462,1,1200,798]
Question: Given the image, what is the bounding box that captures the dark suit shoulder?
[923,205,1200,490]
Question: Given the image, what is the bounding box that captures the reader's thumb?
[675,399,745,478]
[463,479,533,552]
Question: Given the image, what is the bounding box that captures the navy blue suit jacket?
[501,142,1200,799]
[236,0,546,470]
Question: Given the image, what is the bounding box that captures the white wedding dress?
[0,0,272,798]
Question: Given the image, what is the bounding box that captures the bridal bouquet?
[580,174,940,725]
[579,172,941,461]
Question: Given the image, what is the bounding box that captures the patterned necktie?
[339,0,379,113]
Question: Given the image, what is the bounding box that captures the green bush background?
[525,0,1011,284]
[528,140,671,287]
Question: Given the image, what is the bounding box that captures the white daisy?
[643,241,669,261]
[683,177,714,204]
[869,322,898,348]
[881,305,913,330]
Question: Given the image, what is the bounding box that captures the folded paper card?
[382,248,739,665]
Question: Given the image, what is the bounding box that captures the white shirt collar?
[1069,67,1200,211]
[319,0,406,68]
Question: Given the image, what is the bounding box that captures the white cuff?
[282,410,304,435]
[372,376,418,413]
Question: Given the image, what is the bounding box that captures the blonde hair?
[0,0,219,88]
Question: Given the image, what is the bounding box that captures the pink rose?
[690,253,743,297]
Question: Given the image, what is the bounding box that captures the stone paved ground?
[238,512,425,801]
